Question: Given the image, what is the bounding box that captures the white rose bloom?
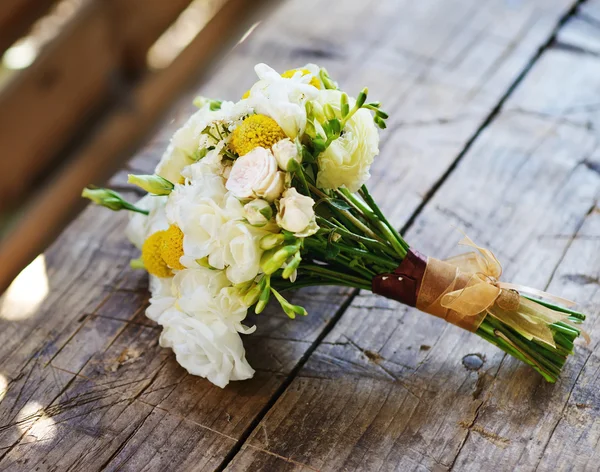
[125,194,169,249]
[272,138,301,171]
[276,188,319,237]
[146,268,255,388]
[226,147,284,201]
[153,306,254,388]
[316,90,380,192]
[245,64,318,139]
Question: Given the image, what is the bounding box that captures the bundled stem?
[298,181,585,383]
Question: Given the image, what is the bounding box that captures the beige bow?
[417,235,581,348]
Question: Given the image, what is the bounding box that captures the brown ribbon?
[373,235,585,347]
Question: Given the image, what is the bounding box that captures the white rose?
[125,194,169,249]
[155,307,254,388]
[226,147,284,201]
[316,90,380,192]
[220,221,267,284]
[244,199,273,226]
[272,138,301,171]
[276,188,318,237]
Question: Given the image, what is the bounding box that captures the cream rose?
[226,147,284,201]
[276,188,318,237]
[154,307,254,388]
[272,138,301,171]
[316,90,379,192]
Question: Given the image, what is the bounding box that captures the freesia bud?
[271,288,307,319]
[244,199,273,226]
[323,103,336,121]
[128,174,174,195]
[260,243,300,275]
[260,233,285,250]
[82,187,148,215]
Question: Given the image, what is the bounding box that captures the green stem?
[301,264,371,290]
[359,185,408,251]
[338,188,407,258]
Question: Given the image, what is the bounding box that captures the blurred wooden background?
[0,0,269,292]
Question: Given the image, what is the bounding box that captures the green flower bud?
[254,276,271,314]
[271,288,307,319]
[260,243,300,275]
[260,233,285,250]
[323,103,336,121]
[340,93,349,117]
[282,251,301,279]
[243,284,261,306]
[82,187,148,214]
[127,174,174,195]
[356,87,368,108]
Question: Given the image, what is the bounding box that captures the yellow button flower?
[281,68,321,89]
[161,224,185,271]
[230,114,286,156]
[142,231,172,278]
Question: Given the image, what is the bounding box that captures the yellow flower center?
[281,68,321,89]
[142,231,172,278]
[230,114,286,156]
[161,224,186,271]
[241,68,321,99]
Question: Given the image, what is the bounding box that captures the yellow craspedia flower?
[161,224,185,271]
[230,114,286,156]
[142,231,172,278]
[281,68,321,89]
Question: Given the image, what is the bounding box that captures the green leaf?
[329,198,352,211]
[325,242,340,259]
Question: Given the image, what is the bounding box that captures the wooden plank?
[226,30,600,472]
[0,0,270,294]
[0,1,117,211]
[0,0,56,55]
[0,0,580,469]
[109,0,194,72]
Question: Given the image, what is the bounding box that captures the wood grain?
[0,0,590,470]
[227,10,600,472]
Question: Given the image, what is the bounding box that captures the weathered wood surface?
[0,0,598,470]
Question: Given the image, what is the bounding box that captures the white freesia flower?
[316,90,379,192]
[244,199,273,226]
[245,63,318,139]
[226,147,284,201]
[166,179,244,268]
[125,194,169,249]
[272,138,301,171]
[276,188,318,237]
[156,100,252,184]
[220,220,268,284]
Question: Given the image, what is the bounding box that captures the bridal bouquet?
[83,64,587,388]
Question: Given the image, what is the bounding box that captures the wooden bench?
[1,0,599,470]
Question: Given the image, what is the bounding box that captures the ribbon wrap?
[372,236,580,348]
